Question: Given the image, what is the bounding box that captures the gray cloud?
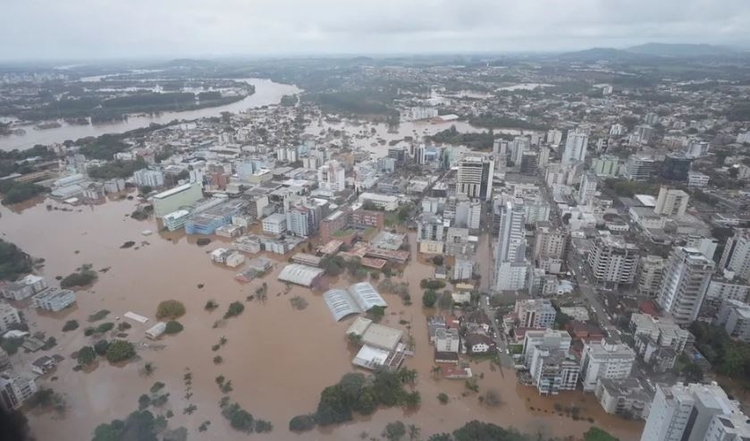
[0,0,749,60]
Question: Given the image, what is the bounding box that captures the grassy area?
[332,229,356,238]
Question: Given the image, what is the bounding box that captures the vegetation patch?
[164,321,184,334]
[61,264,98,288]
[88,309,111,322]
[156,300,186,320]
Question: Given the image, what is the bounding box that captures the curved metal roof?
[323,289,362,321]
[277,264,324,287]
[348,282,387,312]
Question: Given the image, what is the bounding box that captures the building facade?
[658,247,715,325]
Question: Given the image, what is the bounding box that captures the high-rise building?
[587,235,639,288]
[511,136,531,165]
[528,346,579,395]
[133,169,165,188]
[0,303,21,333]
[0,371,37,410]
[591,156,620,177]
[658,247,715,325]
[562,130,588,164]
[625,156,661,181]
[456,153,495,200]
[641,382,745,441]
[522,329,572,365]
[579,340,635,391]
[494,199,529,290]
[655,187,690,217]
[285,203,321,238]
[546,129,564,146]
[714,299,750,342]
[514,299,557,328]
[638,255,666,297]
[533,224,569,261]
[577,171,598,205]
[520,151,538,175]
[685,140,710,159]
[317,160,346,192]
[661,154,693,182]
[720,230,750,281]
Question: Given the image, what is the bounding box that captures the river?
[0,78,301,151]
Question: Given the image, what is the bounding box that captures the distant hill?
[559,47,656,62]
[626,42,739,57]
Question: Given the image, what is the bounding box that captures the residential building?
[640,382,744,441]
[417,213,444,242]
[454,199,482,230]
[435,328,460,353]
[528,346,579,395]
[133,169,165,188]
[595,378,652,420]
[580,340,636,391]
[638,255,666,297]
[494,199,529,291]
[703,413,750,441]
[359,192,399,211]
[562,129,588,164]
[522,329,572,365]
[0,304,21,333]
[655,187,689,217]
[33,288,76,312]
[262,213,287,235]
[453,257,474,281]
[163,209,191,231]
[533,224,568,261]
[630,313,692,370]
[1,275,48,301]
[514,299,557,329]
[705,277,750,310]
[686,236,718,261]
[587,235,639,288]
[153,182,203,218]
[592,156,620,177]
[720,230,750,281]
[520,151,538,175]
[714,299,750,343]
[286,202,321,238]
[658,247,715,325]
[577,171,598,205]
[688,172,710,189]
[625,156,660,181]
[0,371,37,410]
[661,154,693,182]
[318,160,346,192]
[456,153,495,200]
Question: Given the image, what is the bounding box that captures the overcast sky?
[1,0,749,61]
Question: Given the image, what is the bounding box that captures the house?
[466,333,495,354]
[146,322,167,339]
[427,316,447,345]
[464,310,492,333]
[30,355,57,376]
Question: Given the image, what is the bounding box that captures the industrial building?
[153,182,203,218]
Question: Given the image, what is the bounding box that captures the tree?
[62,320,79,332]
[106,340,136,363]
[437,291,454,310]
[204,300,219,311]
[382,421,406,441]
[140,185,153,195]
[76,346,96,366]
[156,300,186,319]
[483,389,501,407]
[432,256,444,266]
[93,339,110,356]
[138,394,151,410]
[408,424,421,441]
[367,306,385,323]
[437,393,449,404]
[221,402,255,433]
[164,321,184,334]
[224,301,245,319]
[684,361,704,383]
[289,414,316,432]
[422,290,438,308]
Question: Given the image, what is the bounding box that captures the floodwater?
[2,198,642,440]
[0,79,301,151]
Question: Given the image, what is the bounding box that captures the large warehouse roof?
[277,264,324,287]
[348,282,387,311]
[323,289,362,321]
[362,323,404,351]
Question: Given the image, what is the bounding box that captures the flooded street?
[2,198,642,440]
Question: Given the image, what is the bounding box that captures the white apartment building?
[591,156,620,177]
[720,230,750,281]
[262,213,287,235]
[133,169,165,188]
[714,299,750,342]
[705,277,750,309]
[1,274,48,301]
[0,303,21,333]
[0,371,37,410]
[528,347,580,395]
[358,193,399,211]
[562,130,588,164]
[435,328,460,353]
[587,235,639,287]
[641,383,745,441]
[514,299,557,329]
[625,156,660,181]
[638,255,666,297]
[456,153,495,201]
[494,199,529,291]
[317,160,346,192]
[658,247,715,325]
[32,288,76,312]
[655,187,689,217]
[577,171,598,205]
[533,224,568,261]
[703,413,750,441]
[521,329,572,365]
[687,172,710,189]
[579,340,635,391]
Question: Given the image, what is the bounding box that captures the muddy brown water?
[0,197,643,440]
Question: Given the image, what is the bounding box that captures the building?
[318,160,346,192]
[401,107,438,122]
[453,257,474,281]
[454,199,482,230]
[577,171,598,205]
[185,200,247,235]
[417,213,444,242]
[146,322,167,339]
[688,172,710,189]
[262,213,287,235]
[579,339,636,391]
[704,413,750,441]
[533,224,569,261]
[494,199,529,291]
[686,236,718,261]
[528,346,579,395]
[514,299,557,329]
[562,129,588,164]
[720,230,750,281]
[630,313,692,370]
[638,255,666,297]
[0,371,37,410]
[520,151,538,175]
[359,193,399,211]
[286,205,320,238]
[661,154,693,182]
[32,288,76,312]
[153,182,203,218]
[592,156,620,177]
[587,235,639,288]
[640,382,745,441]
[435,328,460,354]
[705,278,750,310]
[626,156,661,181]
[0,304,21,333]
[133,169,165,188]
[1,275,48,301]
[163,209,191,231]
[714,299,750,343]
[595,378,652,420]
[320,211,349,244]
[658,247,715,325]
[277,264,325,288]
[456,153,495,200]
[655,187,689,217]
[522,329,572,365]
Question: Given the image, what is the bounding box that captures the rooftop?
[277,264,325,287]
[153,182,196,200]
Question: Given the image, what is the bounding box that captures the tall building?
[638,255,666,297]
[714,299,750,342]
[658,247,715,325]
[587,235,639,288]
[579,340,635,391]
[685,140,710,159]
[626,156,661,181]
[317,160,346,192]
[533,224,568,261]
[528,345,579,395]
[522,329,572,364]
[0,371,37,410]
[286,205,321,238]
[661,154,693,182]
[520,151,538,175]
[655,187,690,217]
[577,171,598,205]
[514,299,557,329]
[562,130,588,164]
[511,136,531,165]
[546,129,564,146]
[641,382,745,441]
[133,169,165,188]
[494,199,529,290]
[456,153,495,200]
[0,304,21,333]
[591,156,620,177]
[720,230,750,281]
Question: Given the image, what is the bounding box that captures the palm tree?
[408,424,421,441]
